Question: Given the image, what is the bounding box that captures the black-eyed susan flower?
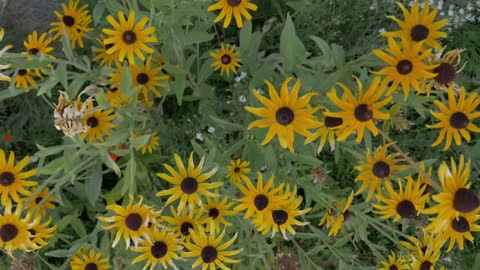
[325,76,392,143]
[21,187,55,216]
[409,246,441,270]
[400,229,442,258]
[81,101,117,144]
[162,206,204,242]
[70,247,111,270]
[304,110,344,152]
[413,163,435,200]
[235,172,289,219]
[382,2,447,50]
[423,48,466,95]
[226,159,251,184]
[245,77,321,152]
[98,196,161,248]
[26,214,56,250]
[0,149,37,205]
[50,0,93,48]
[93,35,120,67]
[0,204,37,254]
[139,132,160,154]
[14,69,38,89]
[427,86,480,151]
[373,178,428,222]
[373,38,437,99]
[253,185,311,239]
[200,192,238,232]
[103,10,157,64]
[156,153,222,212]
[424,155,479,221]
[378,251,409,270]
[319,191,354,237]
[0,28,12,82]
[131,226,182,270]
[207,0,258,28]
[428,211,480,252]
[210,43,241,77]
[22,31,54,59]
[105,86,133,108]
[183,222,241,270]
[355,144,407,201]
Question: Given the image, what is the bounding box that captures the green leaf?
[183,31,214,46]
[92,2,106,26]
[167,64,187,105]
[191,139,205,157]
[209,115,245,132]
[240,20,252,49]
[85,163,103,206]
[119,63,134,97]
[38,76,59,97]
[101,151,122,177]
[132,134,151,150]
[56,62,68,91]
[331,43,346,68]
[44,249,72,258]
[40,157,64,175]
[121,158,136,195]
[280,13,305,72]
[61,29,74,61]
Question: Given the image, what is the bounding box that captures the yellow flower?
[182,222,241,270]
[400,229,442,258]
[409,246,441,270]
[200,192,238,232]
[373,38,437,99]
[208,0,258,28]
[103,10,157,63]
[156,153,222,213]
[0,203,37,254]
[162,206,204,242]
[140,133,160,154]
[226,159,251,184]
[382,1,447,50]
[210,43,241,77]
[98,196,162,248]
[378,251,409,270]
[0,28,12,82]
[354,143,408,201]
[319,191,354,237]
[81,101,117,144]
[27,213,56,250]
[304,110,345,153]
[14,69,38,89]
[70,247,111,270]
[0,150,37,205]
[50,0,93,48]
[22,31,54,59]
[131,226,182,270]
[325,76,391,142]
[422,47,466,95]
[20,187,56,217]
[427,86,480,151]
[245,77,321,152]
[93,34,120,67]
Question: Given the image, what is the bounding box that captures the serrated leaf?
[86,163,103,206]
[280,13,305,72]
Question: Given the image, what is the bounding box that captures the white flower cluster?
[407,0,480,29]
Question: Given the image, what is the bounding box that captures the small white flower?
[448,9,454,17]
[207,126,215,133]
[234,71,247,82]
[369,4,376,10]
[459,8,465,15]
[378,28,386,33]
[257,88,265,95]
[195,132,204,141]
[239,95,247,103]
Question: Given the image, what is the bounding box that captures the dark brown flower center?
[136,73,149,84]
[420,261,432,270]
[343,210,351,222]
[452,216,470,233]
[125,213,143,231]
[433,62,456,84]
[105,43,114,50]
[254,194,269,211]
[453,188,479,213]
[85,263,98,270]
[449,112,469,129]
[180,222,193,236]
[122,31,137,45]
[109,87,118,93]
[354,104,373,122]
[372,161,390,178]
[28,229,36,237]
[28,48,39,55]
[35,197,43,204]
[62,15,75,27]
[181,177,198,194]
[272,210,288,225]
[151,241,168,258]
[396,60,413,75]
[324,116,343,128]
[87,117,99,128]
[276,107,294,125]
[410,25,430,42]
[389,265,398,270]
[18,69,27,76]
[221,54,231,64]
[208,208,220,219]
[234,167,240,173]
[396,200,416,219]
[227,0,242,7]
[420,183,435,196]
[0,172,15,186]
[0,224,18,242]
[201,246,218,263]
